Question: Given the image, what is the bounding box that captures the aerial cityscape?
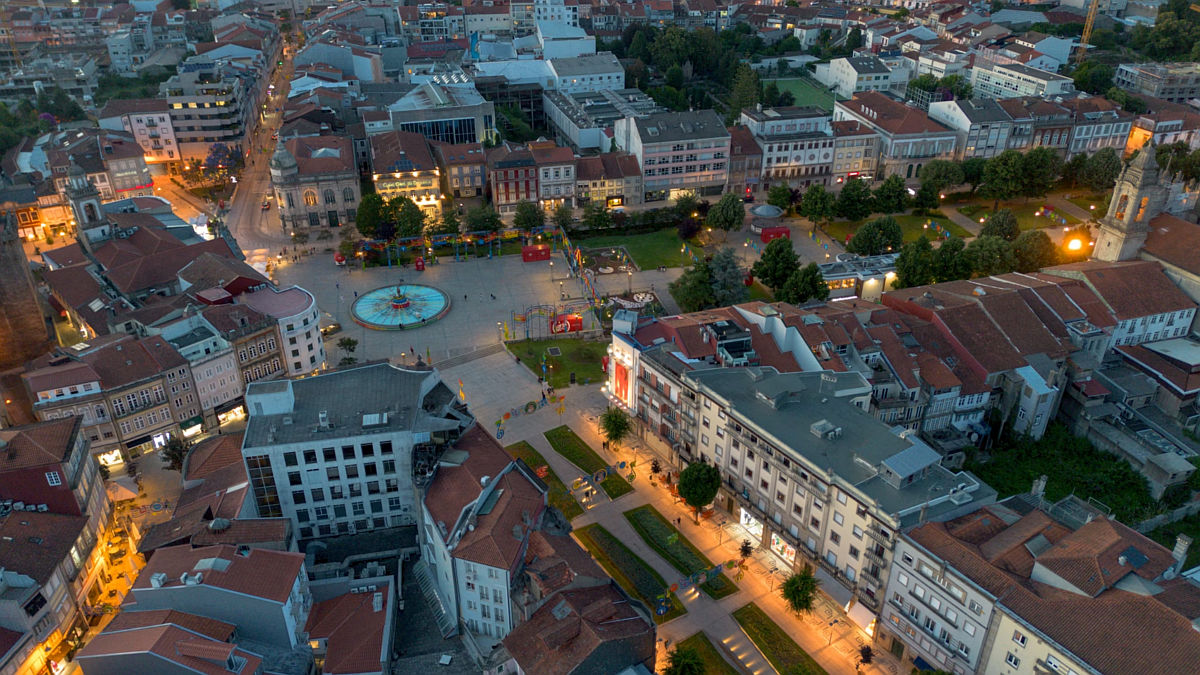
[3,0,1200,674]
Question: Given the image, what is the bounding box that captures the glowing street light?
[1067,239,1083,251]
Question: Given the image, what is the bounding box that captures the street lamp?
[549,260,554,281]
[559,280,564,300]
[627,269,633,295]
[497,321,503,342]
[828,619,841,646]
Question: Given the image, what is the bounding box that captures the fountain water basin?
[352,284,449,330]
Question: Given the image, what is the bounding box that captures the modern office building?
[613,109,731,201]
[1114,62,1200,105]
[543,88,661,152]
[240,363,472,540]
[969,62,1075,100]
[160,57,254,162]
[387,83,497,145]
[739,105,835,189]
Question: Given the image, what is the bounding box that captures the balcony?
[864,548,887,568]
[865,525,893,549]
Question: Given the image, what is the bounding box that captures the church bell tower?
[1093,144,1167,262]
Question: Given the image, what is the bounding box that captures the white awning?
[847,600,877,631]
[812,564,853,606]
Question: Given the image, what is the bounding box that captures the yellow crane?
[1075,0,1101,63]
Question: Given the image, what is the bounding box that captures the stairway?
[433,342,507,370]
[413,559,457,637]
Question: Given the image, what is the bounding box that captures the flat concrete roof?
[1144,338,1200,367]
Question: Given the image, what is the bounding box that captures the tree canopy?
[513,200,545,232]
[706,193,745,236]
[751,237,800,291]
[847,216,903,256]
[776,263,830,305]
[980,209,1020,242]
[835,177,874,221]
[677,461,721,521]
[895,236,935,288]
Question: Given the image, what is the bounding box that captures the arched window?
[343,187,354,203]
[324,189,336,205]
[83,203,97,222]
[303,191,317,207]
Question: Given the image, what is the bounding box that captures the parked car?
[261,200,271,210]
[320,322,342,337]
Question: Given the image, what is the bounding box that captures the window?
[833,512,844,525]
[848,546,859,560]
[342,445,356,460]
[830,531,841,545]
[1006,653,1020,668]
[1012,630,1027,646]
[343,187,354,202]
[853,525,864,539]
[323,447,337,462]
[45,471,62,486]
[293,490,306,504]
[304,191,317,206]
[304,449,317,464]
[284,452,298,467]
[964,623,976,636]
[288,471,302,486]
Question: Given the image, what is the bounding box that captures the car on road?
[320,322,342,337]
[261,199,271,210]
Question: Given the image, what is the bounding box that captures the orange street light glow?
[1067,239,1083,251]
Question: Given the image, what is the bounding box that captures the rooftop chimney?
[1174,534,1192,569]
[151,572,168,588]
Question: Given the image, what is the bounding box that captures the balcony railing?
[865,525,893,549]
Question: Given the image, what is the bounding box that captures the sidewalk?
[449,352,899,675]
[942,205,982,239]
[1045,193,1096,222]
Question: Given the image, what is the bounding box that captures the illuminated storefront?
[216,402,246,425]
[181,416,204,438]
[96,449,124,467]
[740,507,763,540]
[771,532,797,566]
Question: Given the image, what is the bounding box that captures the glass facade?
[399,118,478,144]
[246,454,282,517]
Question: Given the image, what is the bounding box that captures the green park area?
[958,202,1080,231]
[623,505,739,599]
[505,441,583,520]
[732,603,828,675]
[579,228,700,269]
[825,213,972,246]
[676,632,740,675]
[574,524,687,624]
[1067,193,1109,214]
[544,426,634,499]
[510,338,605,389]
[763,77,837,111]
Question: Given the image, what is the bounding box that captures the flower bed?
[623,505,738,599]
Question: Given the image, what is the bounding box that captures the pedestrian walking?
[353,291,358,298]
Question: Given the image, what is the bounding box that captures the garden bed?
[574,524,686,624]
[824,213,972,246]
[505,441,583,520]
[511,339,605,389]
[676,632,740,675]
[623,505,738,599]
[544,426,634,499]
[732,603,828,675]
[575,228,698,269]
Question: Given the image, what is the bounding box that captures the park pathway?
[942,205,983,240]
[1045,193,1097,222]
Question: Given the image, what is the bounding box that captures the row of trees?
[0,87,88,154]
[767,179,911,225]
[916,146,1122,207]
[751,238,831,305]
[355,194,583,242]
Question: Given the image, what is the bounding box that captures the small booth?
[522,244,552,262]
[760,226,790,244]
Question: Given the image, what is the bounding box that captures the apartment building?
[883,496,1200,675]
[238,285,325,377]
[1115,62,1200,105]
[833,92,957,181]
[575,152,643,208]
[240,363,472,540]
[76,611,264,675]
[827,55,897,99]
[530,141,576,210]
[126,544,309,648]
[192,297,284,394]
[271,135,361,230]
[369,130,443,219]
[98,98,183,167]
[45,129,155,201]
[740,105,835,189]
[486,142,539,215]
[726,125,764,198]
[433,142,486,198]
[969,62,1075,100]
[547,53,624,94]
[1059,96,1134,158]
[831,120,880,184]
[927,99,1013,160]
[420,425,547,640]
[159,316,244,432]
[22,336,201,467]
[613,109,731,201]
[161,57,254,162]
[534,0,579,26]
[643,367,994,617]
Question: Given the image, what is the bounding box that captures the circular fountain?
[351,284,450,330]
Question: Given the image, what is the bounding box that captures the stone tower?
[1093,145,1168,262]
[0,213,50,371]
[66,162,111,250]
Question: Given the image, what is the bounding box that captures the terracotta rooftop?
[0,417,80,472]
[370,130,437,173]
[523,530,607,597]
[1116,343,1200,397]
[77,624,262,675]
[24,334,187,394]
[1044,260,1195,321]
[1144,213,1200,277]
[102,609,236,641]
[284,135,356,175]
[305,581,390,674]
[838,91,953,136]
[133,544,303,603]
[0,511,87,584]
[184,432,246,482]
[423,425,512,538]
[91,224,238,295]
[189,518,291,548]
[178,252,268,295]
[453,468,545,569]
[42,242,88,268]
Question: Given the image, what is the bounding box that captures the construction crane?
[1075,0,1101,64]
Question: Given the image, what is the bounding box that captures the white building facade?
[238,286,325,377]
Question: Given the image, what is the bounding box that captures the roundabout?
[351,284,450,330]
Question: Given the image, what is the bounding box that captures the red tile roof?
[370,130,437,173]
[838,91,954,136]
[453,468,545,569]
[92,224,238,295]
[0,417,79,471]
[133,544,304,603]
[184,433,246,482]
[423,426,512,537]
[189,518,290,548]
[305,582,390,674]
[1044,260,1195,321]
[1144,213,1200,277]
[0,511,87,584]
[1116,344,1200,397]
[102,609,236,641]
[77,624,262,675]
[284,135,356,175]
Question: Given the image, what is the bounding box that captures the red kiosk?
[760,226,790,244]
[522,244,552,262]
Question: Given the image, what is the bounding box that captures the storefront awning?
[124,435,152,449]
[913,656,935,671]
[214,398,243,415]
[847,601,876,631]
[813,564,853,606]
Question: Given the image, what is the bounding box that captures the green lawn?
[544,426,634,499]
[510,339,605,389]
[969,201,1081,231]
[575,524,687,624]
[965,424,1155,523]
[505,441,583,520]
[825,213,972,247]
[748,281,774,302]
[623,505,739,599]
[733,603,828,675]
[764,77,837,111]
[677,632,740,675]
[576,228,697,269]
[1067,193,1108,214]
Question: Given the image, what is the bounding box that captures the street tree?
[835,177,875,221]
[1020,147,1063,198]
[980,209,1020,242]
[728,63,761,122]
[961,157,987,193]
[776,263,829,304]
[355,193,388,239]
[800,184,835,224]
[932,237,971,282]
[666,64,685,89]
[669,260,716,312]
[709,248,749,306]
[895,236,935,288]
[203,142,237,173]
[674,190,700,219]
[940,74,972,99]
[1084,148,1122,192]
[872,174,909,214]
[751,237,799,291]
[582,203,612,230]
[767,183,793,211]
[551,203,574,231]
[465,205,503,232]
[739,539,754,561]
[161,436,191,472]
[430,208,461,236]
[982,150,1025,206]
[706,193,745,239]
[677,460,720,522]
[1013,229,1058,272]
[599,407,633,450]
[780,566,821,615]
[1062,152,1090,189]
[513,200,545,232]
[918,160,964,193]
[964,235,1015,277]
[664,647,704,675]
[392,197,426,238]
[847,216,902,255]
[913,182,941,212]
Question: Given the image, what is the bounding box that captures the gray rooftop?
[947,98,1012,124]
[845,55,891,75]
[545,88,662,131]
[991,61,1073,82]
[633,109,730,144]
[242,363,466,448]
[549,52,622,77]
[740,105,829,123]
[685,368,995,525]
[819,253,899,280]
